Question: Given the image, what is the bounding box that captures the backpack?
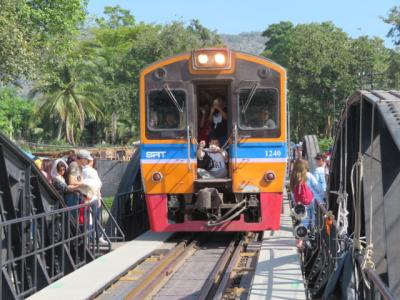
[293,182,314,205]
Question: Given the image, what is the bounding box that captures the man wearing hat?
[77,149,107,245]
[313,153,327,197]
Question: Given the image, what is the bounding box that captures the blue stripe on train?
[140,144,196,160]
[140,142,288,160]
[230,142,288,159]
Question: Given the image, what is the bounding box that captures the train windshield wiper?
[163,83,183,113]
[241,81,259,114]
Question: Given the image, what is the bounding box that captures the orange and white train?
[139,48,287,232]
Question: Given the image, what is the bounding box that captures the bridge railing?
[308,201,397,300]
[0,200,107,299]
[108,189,149,240]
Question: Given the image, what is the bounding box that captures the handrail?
[314,201,396,300]
[186,125,192,171]
[0,200,108,298]
[0,201,96,226]
[234,124,238,170]
[101,198,125,241]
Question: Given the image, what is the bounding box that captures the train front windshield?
[238,88,279,130]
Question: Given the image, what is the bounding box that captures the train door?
[195,82,231,179]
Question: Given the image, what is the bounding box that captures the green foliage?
[0,88,34,138]
[386,48,400,89]
[350,36,390,89]
[77,13,221,144]
[262,21,397,141]
[318,137,334,152]
[96,5,135,28]
[0,0,86,84]
[102,196,114,209]
[5,4,398,147]
[383,6,400,45]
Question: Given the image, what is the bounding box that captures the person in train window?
[197,138,228,178]
[261,111,276,129]
[162,112,179,129]
[149,110,158,128]
[209,98,227,146]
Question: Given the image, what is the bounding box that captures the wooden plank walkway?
[249,194,306,299]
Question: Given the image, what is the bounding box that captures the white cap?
[77,149,93,161]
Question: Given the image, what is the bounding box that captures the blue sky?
[88,0,398,47]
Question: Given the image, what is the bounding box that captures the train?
[139,48,287,232]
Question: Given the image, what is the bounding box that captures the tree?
[0,0,86,84]
[386,48,400,89]
[31,56,102,145]
[0,88,34,139]
[96,5,135,29]
[263,22,355,139]
[262,21,294,63]
[383,6,400,45]
[79,9,222,144]
[350,36,390,89]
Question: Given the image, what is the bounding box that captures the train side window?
[238,88,279,130]
[147,90,186,131]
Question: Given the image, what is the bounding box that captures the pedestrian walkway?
[28,231,173,300]
[249,195,306,300]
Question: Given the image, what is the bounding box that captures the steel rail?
[123,239,197,299]
[212,239,245,299]
[197,239,237,300]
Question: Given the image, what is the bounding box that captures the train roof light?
[214,53,226,65]
[197,54,209,64]
[192,49,231,70]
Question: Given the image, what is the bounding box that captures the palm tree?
[31,62,102,145]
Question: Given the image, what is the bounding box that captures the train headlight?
[192,48,231,70]
[197,54,209,64]
[264,171,276,182]
[214,53,226,65]
[152,172,163,183]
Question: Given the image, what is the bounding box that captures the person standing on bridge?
[313,153,327,197]
[77,150,107,245]
[290,159,324,229]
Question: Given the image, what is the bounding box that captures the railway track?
[94,232,262,300]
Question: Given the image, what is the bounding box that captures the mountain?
[220,31,267,55]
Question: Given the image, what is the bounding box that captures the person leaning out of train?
[197,138,228,178]
[50,159,81,198]
[209,97,228,147]
[313,153,327,195]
